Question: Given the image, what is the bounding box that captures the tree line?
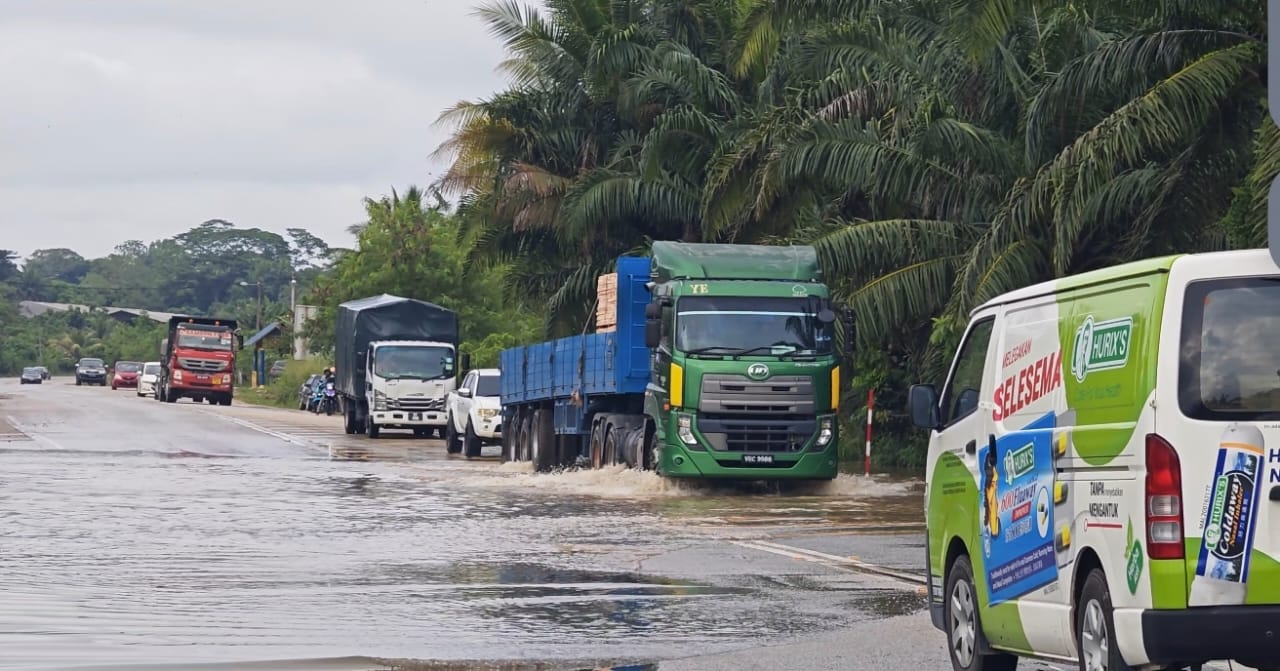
[428,0,1272,468]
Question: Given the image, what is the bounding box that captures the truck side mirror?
[645,319,661,349]
[908,384,940,429]
[644,302,661,320]
[840,308,856,351]
[460,352,472,373]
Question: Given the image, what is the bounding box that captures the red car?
[111,361,143,390]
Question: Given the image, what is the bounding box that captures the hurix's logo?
[1070,314,1133,382]
[746,363,771,380]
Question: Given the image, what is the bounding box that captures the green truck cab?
[499,241,853,481]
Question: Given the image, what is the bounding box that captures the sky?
[0,0,522,263]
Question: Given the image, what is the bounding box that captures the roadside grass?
[234,359,331,409]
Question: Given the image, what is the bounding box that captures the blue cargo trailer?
[499,256,653,470]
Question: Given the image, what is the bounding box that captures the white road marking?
[732,539,926,588]
[199,410,316,449]
[5,415,66,451]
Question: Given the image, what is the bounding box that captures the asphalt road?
[0,378,1240,671]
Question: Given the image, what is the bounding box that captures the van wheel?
[444,417,462,454]
[463,419,482,459]
[946,555,1017,671]
[1077,569,1130,671]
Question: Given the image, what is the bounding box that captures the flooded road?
[2,378,946,670]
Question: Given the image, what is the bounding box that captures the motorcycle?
[319,382,337,416]
[308,382,325,413]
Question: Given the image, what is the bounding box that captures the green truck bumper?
[657,443,839,480]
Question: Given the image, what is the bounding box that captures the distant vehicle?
[75,358,107,386]
[268,359,287,381]
[35,366,50,380]
[445,368,502,458]
[111,361,143,390]
[157,316,241,405]
[137,361,162,397]
[298,373,321,410]
[334,295,461,439]
[20,367,43,384]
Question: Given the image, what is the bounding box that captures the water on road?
[0,381,928,671]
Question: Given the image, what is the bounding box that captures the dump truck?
[157,315,241,405]
[334,294,462,439]
[498,241,853,480]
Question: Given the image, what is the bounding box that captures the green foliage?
[237,359,331,409]
[304,187,540,367]
[439,0,1275,471]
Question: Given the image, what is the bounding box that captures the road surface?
[0,378,1237,671]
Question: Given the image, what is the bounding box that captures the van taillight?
[1145,433,1184,560]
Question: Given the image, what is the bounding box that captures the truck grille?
[387,397,445,412]
[698,374,815,415]
[178,358,228,372]
[697,414,816,453]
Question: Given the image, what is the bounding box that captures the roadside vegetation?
[3,0,1272,470]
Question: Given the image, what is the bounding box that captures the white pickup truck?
[444,368,502,458]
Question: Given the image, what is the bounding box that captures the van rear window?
[1179,276,1280,420]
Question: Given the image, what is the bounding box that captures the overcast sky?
[0,0,523,263]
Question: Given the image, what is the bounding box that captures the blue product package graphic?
[980,410,1059,606]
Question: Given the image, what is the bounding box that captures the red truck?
[156,315,242,405]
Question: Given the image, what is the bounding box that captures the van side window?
[940,318,995,427]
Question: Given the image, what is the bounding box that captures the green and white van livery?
[908,249,1280,671]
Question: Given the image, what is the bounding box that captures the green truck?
[498,241,853,480]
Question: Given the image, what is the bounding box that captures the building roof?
[244,322,285,348]
[17,301,183,323]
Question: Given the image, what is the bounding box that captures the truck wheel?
[164,388,178,403]
[366,417,380,439]
[464,419,483,459]
[444,416,462,454]
[500,416,515,462]
[589,422,605,469]
[76,379,82,386]
[515,412,533,462]
[945,555,1017,671]
[530,410,554,472]
[603,426,622,468]
[1077,569,1130,671]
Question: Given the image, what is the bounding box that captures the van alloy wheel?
[1080,599,1108,671]
[951,576,977,667]
[1077,569,1130,671]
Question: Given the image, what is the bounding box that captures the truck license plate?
[196,374,209,382]
[743,454,774,465]
[409,412,422,421]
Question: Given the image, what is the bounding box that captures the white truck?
[334,294,465,439]
[444,368,502,458]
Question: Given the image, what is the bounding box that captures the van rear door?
[1167,270,1280,607]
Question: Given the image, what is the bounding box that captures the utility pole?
[255,281,263,332]
[289,274,296,313]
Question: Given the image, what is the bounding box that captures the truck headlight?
[478,408,498,418]
[815,416,834,447]
[676,414,698,446]
[173,370,183,381]
[373,390,387,411]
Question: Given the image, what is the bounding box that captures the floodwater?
[0,382,927,671]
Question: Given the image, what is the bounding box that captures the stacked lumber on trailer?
[595,272,617,332]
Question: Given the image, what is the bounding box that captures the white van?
[908,249,1279,671]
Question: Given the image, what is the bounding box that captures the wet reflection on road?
[0,384,926,670]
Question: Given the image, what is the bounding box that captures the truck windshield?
[373,345,455,380]
[176,327,233,351]
[1179,276,1280,420]
[676,296,834,355]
